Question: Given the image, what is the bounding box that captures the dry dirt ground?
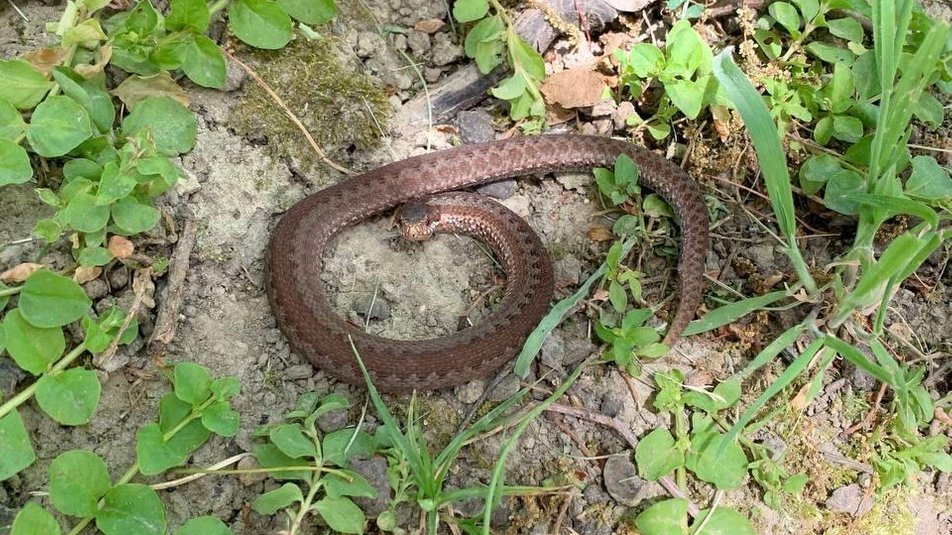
[1,0,950,534]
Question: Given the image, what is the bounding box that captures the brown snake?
[266,135,708,392]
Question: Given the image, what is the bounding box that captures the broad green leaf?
[826,17,865,42]
[252,483,303,514]
[64,191,110,233]
[182,35,226,89]
[510,34,545,80]
[167,0,210,32]
[798,153,843,194]
[906,155,952,201]
[111,197,160,234]
[913,91,943,128]
[0,139,32,186]
[635,429,684,480]
[276,0,335,24]
[270,423,318,459]
[691,507,757,535]
[95,484,166,535]
[453,0,488,22]
[623,44,664,78]
[96,162,137,205]
[228,0,292,49]
[824,169,865,215]
[136,420,211,475]
[19,270,92,328]
[33,218,62,243]
[253,443,309,481]
[174,516,230,535]
[63,158,104,181]
[805,42,855,64]
[323,470,376,499]
[314,496,365,534]
[635,499,689,535]
[35,368,102,425]
[0,60,53,109]
[26,96,93,157]
[667,78,706,119]
[201,401,239,436]
[832,114,863,142]
[769,2,801,35]
[490,73,526,100]
[683,290,789,337]
[2,309,65,375]
[322,429,376,466]
[11,502,60,535]
[63,19,107,47]
[791,0,819,21]
[174,362,212,405]
[0,411,35,481]
[0,99,27,138]
[120,96,196,155]
[158,392,192,432]
[210,377,240,400]
[48,450,111,516]
[686,432,748,489]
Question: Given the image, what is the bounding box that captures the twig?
[7,0,28,21]
[152,453,250,490]
[223,50,355,176]
[841,382,887,437]
[95,267,152,368]
[147,219,197,356]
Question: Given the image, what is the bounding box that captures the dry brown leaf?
[113,71,189,109]
[414,18,445,33]
[587,226,614,242]
[108,235,135,259]
[74,44,112,78]
[21,47,68,77]
[0,263,44,283]
[540,68,608,109]
[74,266,102,284]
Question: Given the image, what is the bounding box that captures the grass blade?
[683,289,791,336]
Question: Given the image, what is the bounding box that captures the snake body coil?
[266,135,708,392]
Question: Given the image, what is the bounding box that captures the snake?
[266,135,708,392]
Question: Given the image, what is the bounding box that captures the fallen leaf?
[74,266,102,284]
[587,226,614,242]
[113,71,189,109]
[541,68,608,109]
[21,47,68,77]
[107,235,135,259]
[0,263,44,283]
[74,44,112,78]
[414,18,445,33]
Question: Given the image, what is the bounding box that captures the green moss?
[823,487,917,535]
[230,37,391,180]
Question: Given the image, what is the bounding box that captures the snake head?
[395,201,440,241]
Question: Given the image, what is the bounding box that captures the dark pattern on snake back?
[266,135,709,392]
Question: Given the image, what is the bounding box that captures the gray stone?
[352,296,391,321]
[826,484,874,517]
[603,454,648,506]
[600,389,625,417]
[222,56,247,92]
[108,265,130,289]
[458,110,496,144]
[477,180,516,199]
[84,278,109,300]
[614,100,636,131]
[555,173,590,192]
[430,32,463,66]
[488,374,521,401]
[237,455,267,486]
[406,30,431,56]
[285,364,313,380]
[554,254,582,286]
[351,457,390,517]
[316,407,349,433]
[457,379,485,404]
[746,244,777,271]
[356,31,386,59]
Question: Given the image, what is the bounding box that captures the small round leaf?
[228,0,292,49]
[120,97,196,155]
[174,516,230,535]
[95,484,167,535]
[0,139,32,186]
[2,308,65,375]
[49,450,111,516]
[35,368,102,425]
[11,502,60,535]
[19,270,92,328]
[26,96,93,157]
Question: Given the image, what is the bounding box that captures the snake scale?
[266,135,708,392]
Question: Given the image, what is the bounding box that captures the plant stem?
[0,286,21,297]
[289,476,321,535]
[487,0,513,27]
[208,0,230,15]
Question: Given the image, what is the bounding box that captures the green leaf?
[27,96,93,157]
[136,420,211,475]
[211,377,240,400]
[624,44,664,78]
[490,73,526,100]
[831,114,863,142]
[95,484,167,535]
[35,368,102,425]
[78,246,114,267]
[11,502,61,535]
[2,309,65,375]
[33,218,63,243]
[805,42,855,64]
[0,59,54,109]
[826,17,865,42]
[182,35,226,89]
[635,429,684,480]
[276,0,335,24]
[0,410,35,481]
[167,0,210,32]
[798,153,843,194]
[322,429,376,466]
[691,507,757,535]
[324,470,376,499]
[20,270,92,328]
[906,155,952,201]
[124,0,160,33]
[201,400,239,436]
[0,139,32,186]
[453,0,488,22]
[175,516,231,535]
[228,0,293,49]
[253,443,309,481]
[174,362,213,405]
[96,161,137,205]
[120,97,196,155]
[824,169,865,215]
[64,191,110,233]
[174,516,231,535]
[314,496,365,534]
[0,99,27,139]
[63,19,107,48]
[463,16,505,73]
[158,392,192,433]
[913,91,943,128]
[769,2,801,35]
[608,280,627,312]
[111,197,160,234]
[635,499,689,535]
[791,0,819,21]
[270,423,318,459]
[686,433,748,489]
[48,450,111,516]
[510,34,545,81]
[252,483,303,514]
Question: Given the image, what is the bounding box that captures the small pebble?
[603,454,648,506]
